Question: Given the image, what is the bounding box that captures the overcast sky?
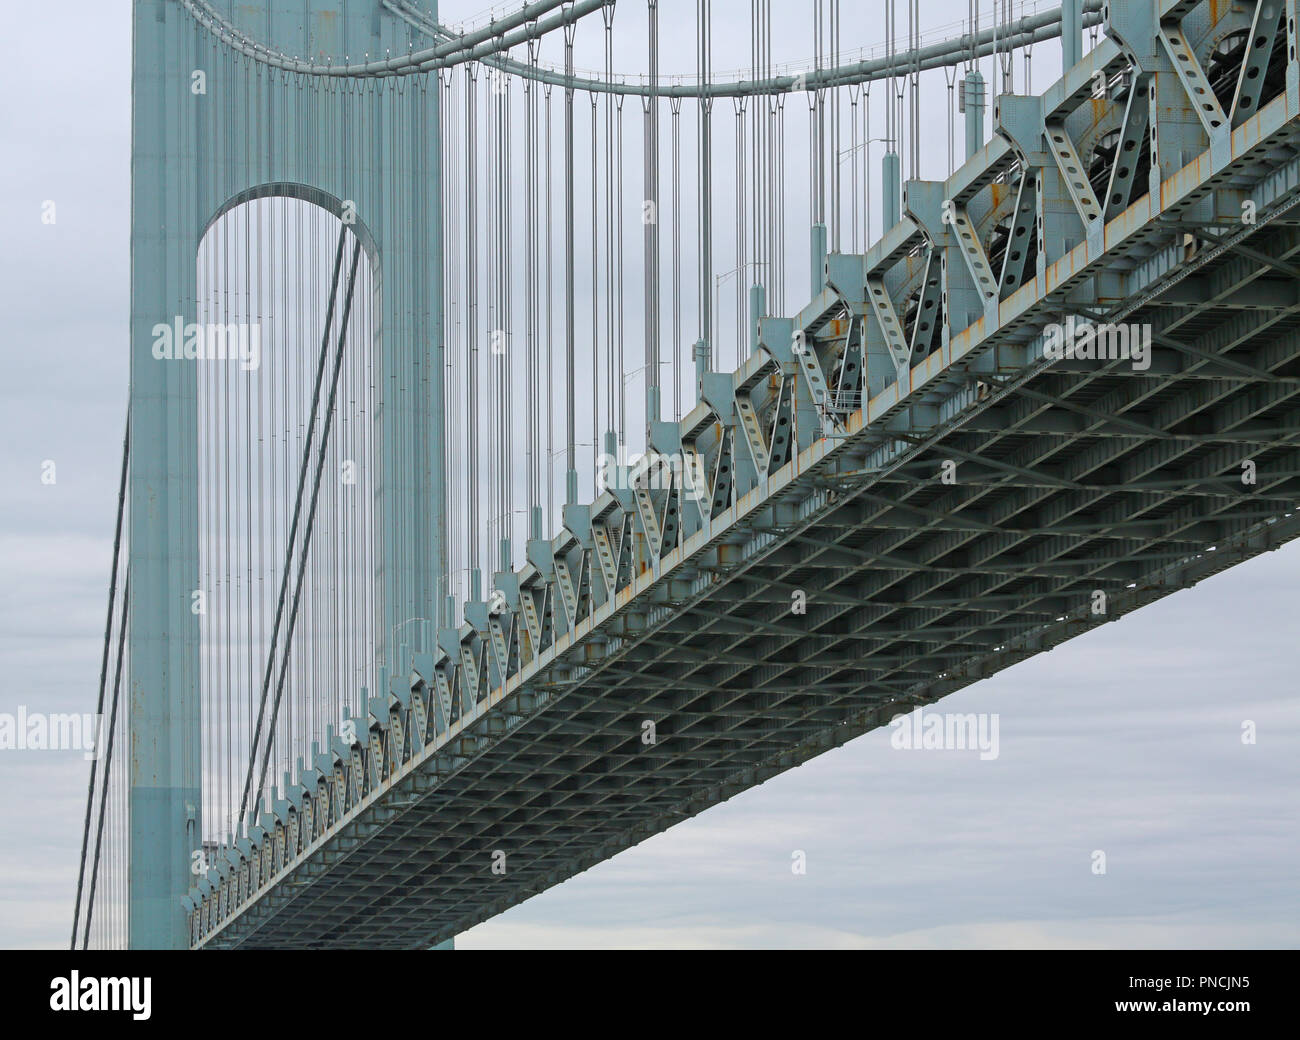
[0,1,1295,950]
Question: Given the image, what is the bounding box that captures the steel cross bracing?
[191,1,1300,947]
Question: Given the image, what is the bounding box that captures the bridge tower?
[128,0,446,947]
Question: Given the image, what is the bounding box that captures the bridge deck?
[199,43,1300,949]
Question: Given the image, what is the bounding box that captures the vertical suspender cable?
[564,17,577,506]
[945,62,956,176]
[849,83,859,252]
[466,62,480,592]
[505,62,513,566]
[525,44,537,536]
[863,82,870,246]
[670,95,681,420]
[591,89,601,483]
[697,0,713,368]
[545,82,554,526]
[910,0,920,180]
[499,59,513,568]
[831,0,840,249]
[734,97,745,365]
[602,3,616,456]
[750,1,760,298]
[776,92,784,312]
[811,0,821,231]
[644,0,660,428]
[759,0,769,309]
[526,42,538,537]
[487,68,498,566]
[616,94,625,446]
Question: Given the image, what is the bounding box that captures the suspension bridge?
[69,0,1300,948]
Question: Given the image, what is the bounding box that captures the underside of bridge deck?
[205,209,1300,947]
